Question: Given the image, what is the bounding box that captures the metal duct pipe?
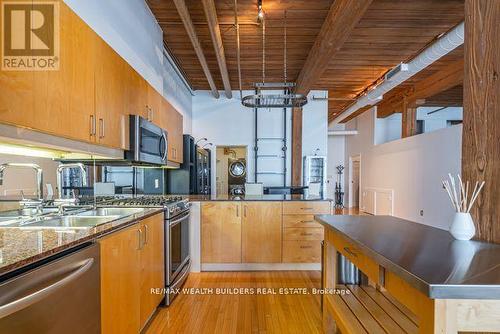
[333,21,464,124]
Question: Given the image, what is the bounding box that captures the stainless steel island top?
[315,215,500,299]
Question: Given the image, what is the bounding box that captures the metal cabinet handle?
[301,220,314,223]
[90,115,96,135]
[99,118,104,138]
[236,205,239,217]
[244,205,247,217]
[301,207,313,211]
[300,245,312,249]
[343,246,357,257]
[0,258,94,319]
[300,232,313,236]
[144,224,148,245]
[137,228,143,250]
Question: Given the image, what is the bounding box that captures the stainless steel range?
[105,195,190,306]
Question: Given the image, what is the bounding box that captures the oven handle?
[169,212,191,227]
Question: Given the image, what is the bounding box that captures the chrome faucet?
[0,163,44,201]
[56,163,88,201]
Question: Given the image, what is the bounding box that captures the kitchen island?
[315,214,500,333]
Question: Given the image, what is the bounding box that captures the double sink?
[0,207,145,230]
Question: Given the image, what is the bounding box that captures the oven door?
[167,211,190,285]
[127,115,168,165]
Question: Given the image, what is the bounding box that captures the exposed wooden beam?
[377,59,464,118]
[202,0,232,98]
[462,0,500,243]
[295,0,373,95]
[401,98,417,138]
[338,105,372,124]
[411,59,463,102]
[173,0,220,98]
[291,107,302,186]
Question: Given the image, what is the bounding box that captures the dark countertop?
[0,207,164,278]
[315,215,500,299]
[188,194,332,202]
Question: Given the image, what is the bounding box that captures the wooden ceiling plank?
[295,0,374,95]
[202,0,233,98]
[173,0,220,98]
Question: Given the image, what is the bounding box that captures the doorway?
[215,146,247,196]
[349,155,361,208]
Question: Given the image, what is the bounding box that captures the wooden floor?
[145,271,323,334]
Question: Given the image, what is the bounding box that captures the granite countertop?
[188,194,332,202]
[315,215,500,299]
[0,207,164,278]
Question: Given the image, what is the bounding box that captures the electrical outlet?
[155,179,159,189]
[420,210,424,217]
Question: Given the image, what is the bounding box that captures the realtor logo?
[1,1,59,70]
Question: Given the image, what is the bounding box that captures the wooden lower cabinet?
[201,202,242,263]
[242,202,282,263]
[100,213,164,334]
[200,201,330,264]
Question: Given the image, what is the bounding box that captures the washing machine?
[228,158,246,185]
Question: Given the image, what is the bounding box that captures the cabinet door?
[94,38,128,149]
[139,213,165,328]
[201,202,241,263]
[125,66,148,120]
[100,225,141,334]
[147,85,162,125]
[171,110,184,163]
[242,202,283,263]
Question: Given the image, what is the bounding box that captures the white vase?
[449,212,476,240]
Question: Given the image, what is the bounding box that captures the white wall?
[63,0,193,133]
[327,124,346,199]
[345,107,462,230]
[192,90,328,193]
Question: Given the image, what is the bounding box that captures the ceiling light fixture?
[257,0,264,20]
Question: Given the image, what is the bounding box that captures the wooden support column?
[401,98,417,138]
[462,0,500,243]
[291,107,302,186]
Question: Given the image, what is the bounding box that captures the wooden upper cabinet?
[201,202,242,263]
[147,85,162,125]
[160,99,184,164]
[94,38,129,150]
[242,202,283,263]
[125,66,148,120]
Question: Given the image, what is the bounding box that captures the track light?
[257,0,264,20]
[202,143,213,149]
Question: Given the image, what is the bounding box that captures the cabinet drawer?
[283,241,321,263]
[282,202,331,215]
[329,231,379,283]
[284,227,324,241]
[283,215,323,228]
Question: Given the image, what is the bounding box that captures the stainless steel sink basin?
[0,207,60,218]
[74,207,145,217]
[10,215,121,229]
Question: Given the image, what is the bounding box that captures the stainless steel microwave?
[126,115,168,165]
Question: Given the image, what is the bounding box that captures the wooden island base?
[322,228,500,333]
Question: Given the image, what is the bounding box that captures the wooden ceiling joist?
[173,0,220,98]
[201,0,232,98]
[295,0,373,95]
[377,58,464,118]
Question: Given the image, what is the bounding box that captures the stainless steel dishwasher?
[0,243,100,334]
